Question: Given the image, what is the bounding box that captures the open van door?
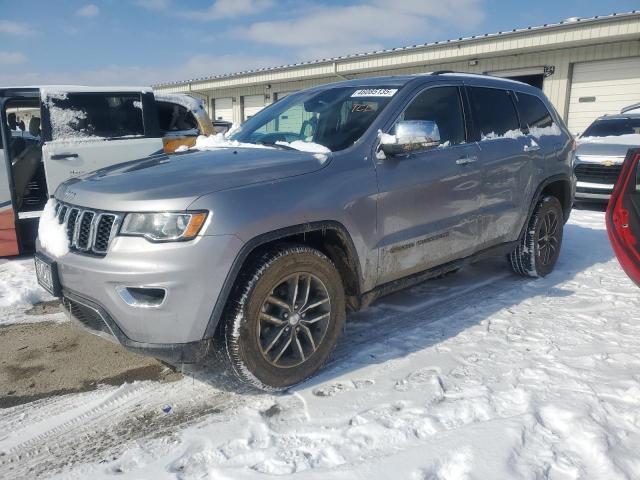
[0,105,19,256]
[41,87,163,194]
[606,147,640,286]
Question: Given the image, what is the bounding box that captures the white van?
[0,86,214,256]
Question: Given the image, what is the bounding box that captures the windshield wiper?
[255,141,297,151]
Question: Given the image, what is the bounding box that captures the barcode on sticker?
[351,88,398,97]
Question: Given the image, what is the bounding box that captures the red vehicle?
[606,147,640,285]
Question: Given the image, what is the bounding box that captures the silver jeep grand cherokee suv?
[36,73,576,390]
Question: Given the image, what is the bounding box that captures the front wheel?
[509,196,564,277]
[222,245,346,391]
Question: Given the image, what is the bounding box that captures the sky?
[0,0,638,86]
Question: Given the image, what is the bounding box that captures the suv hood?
[577,136,640,161]
[55,147,328,211]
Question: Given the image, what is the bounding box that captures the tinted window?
[397,86,465,146]
[47,93,144,140]
[517,93,553,130]
[582,118,640,138]
[157,101,198,134]
[468,87,519,139]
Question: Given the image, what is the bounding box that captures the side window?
[45,92,144,141]
[468,87,519,140]
[517,93,553,131]
[157,101,198,135]
[396,86,465,146]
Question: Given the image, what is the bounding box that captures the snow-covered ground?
[0,257,64,325]
[2,208,640,479]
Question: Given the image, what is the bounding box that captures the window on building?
[468,87,520,140]
[395,86,465,146]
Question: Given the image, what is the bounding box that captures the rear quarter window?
[157,101,198,135]
[468,86,519,140]
[516,93,554,131]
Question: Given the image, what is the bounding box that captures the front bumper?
[38,233,244,358]
[575,181,613,201]
[62,290,209,363]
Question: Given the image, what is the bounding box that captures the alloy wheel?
[537,210,560,266]
[257,272,331,368]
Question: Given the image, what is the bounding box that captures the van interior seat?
[11,117,42,209]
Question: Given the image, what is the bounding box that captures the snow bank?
[0,259,52,310]
[579,133,640,146]
[38,199,69,258]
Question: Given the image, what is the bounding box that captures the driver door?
[375,85,483,284]
[41,89,163,194]
[607,147,640,286]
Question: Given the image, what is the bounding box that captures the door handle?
[456,156,478,165]
[523,142,540,152]
[51,153,79,160]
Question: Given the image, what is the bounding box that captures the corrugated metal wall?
[156,15,640,126]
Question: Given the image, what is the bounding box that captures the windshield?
[582,117,640,138]
[230,86,400,152]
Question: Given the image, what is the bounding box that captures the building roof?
[154,10,639,89]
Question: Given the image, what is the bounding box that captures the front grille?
[574,163,622,185]
[55,201,121,256]
[63,297,112,336]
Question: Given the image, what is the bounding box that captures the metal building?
[155,11,640,135]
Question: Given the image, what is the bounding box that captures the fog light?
[116,286,167,308]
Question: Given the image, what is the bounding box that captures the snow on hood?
[578,133,640,146]
[187,134,332,163]
[275,140,330,154]
[276,140,331,163]
[191,133,273,151]
[37,199,69,258]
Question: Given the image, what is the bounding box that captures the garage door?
[213,98,233,122]
[567,57,640,135]
[242,95,265,120]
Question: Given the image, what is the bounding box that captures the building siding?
[156,14,640,125]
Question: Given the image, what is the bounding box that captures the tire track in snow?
[0,267,520,479]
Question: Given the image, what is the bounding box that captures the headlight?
[120,211,208,242]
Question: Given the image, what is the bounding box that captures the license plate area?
[34,253,62,297]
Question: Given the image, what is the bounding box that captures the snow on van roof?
[40,86,152,98]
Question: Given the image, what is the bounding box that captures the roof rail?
[432,70,456,75]
[621,102,640,114]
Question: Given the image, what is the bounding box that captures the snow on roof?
[1,85,153,94]
[154,92,206,112]
[154,10,640,88]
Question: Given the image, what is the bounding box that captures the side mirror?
[380,120,441,157]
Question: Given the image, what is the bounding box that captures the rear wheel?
[509,196,564,277]
[222,245,346,391]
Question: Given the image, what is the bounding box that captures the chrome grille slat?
[55,201,121,257]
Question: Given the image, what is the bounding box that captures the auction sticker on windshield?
[351,89,398,97]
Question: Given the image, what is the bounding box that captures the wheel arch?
[519,175,573,241]
[203,221,363,339]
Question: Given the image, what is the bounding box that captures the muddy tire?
[509,196,564,278]
[222,245,346,391]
